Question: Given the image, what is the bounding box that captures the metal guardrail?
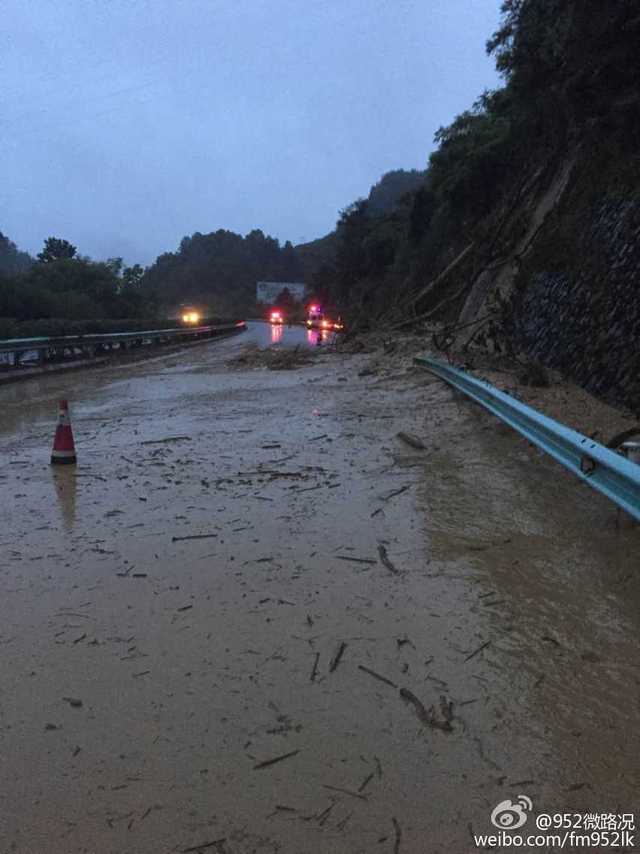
[414,355,640,521]
[0,321,246,356]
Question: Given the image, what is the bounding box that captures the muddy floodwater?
[0,324,638,854]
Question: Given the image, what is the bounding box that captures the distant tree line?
[0,228,304,334]
[0,236,147,335]
[140,229,304,317]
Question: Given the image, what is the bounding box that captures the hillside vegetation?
[141,229,303,317]
[302,1,640,343]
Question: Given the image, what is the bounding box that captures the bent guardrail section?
[414,355,640,521]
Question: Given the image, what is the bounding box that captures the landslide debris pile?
[227,344,318,371]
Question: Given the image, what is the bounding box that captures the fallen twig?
[399,687,452,732]
[464,640,491,661]
[335,555,377,565]
[329,641,347,673]
[396,432,426,450]
[316,802,335,826]
[357,664,397,689]
[381,484,412,502]
[358,772,375,792]
[322,784,367,801]
[171,533,218,542]
[392,817,402,854]
[142,436,191,445]
[310,652,320,682]
[253,749,300,770]
[377,544,399,575]
[183,838,227,853]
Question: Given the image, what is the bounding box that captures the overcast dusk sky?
[3,0,503,264]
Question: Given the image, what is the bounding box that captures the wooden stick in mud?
[183,838,226,853]
[381,484,412,502]
[399,687,453,733]
[396,432,426,450]
[377,544,399,575]
[310,652,320,682]
[329,642,347,672]
[358,772,375,792]
[357,664,398,689]
[465,640,491,661]
[183,838,227,853]
[142,436,192,445]
[253,749,300,770]
[392,817,402,854]
[322,784,367,801]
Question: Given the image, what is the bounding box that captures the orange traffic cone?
[51,399,77,465]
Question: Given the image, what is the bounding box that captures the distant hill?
[366,169,426,216]
[296,168,426,281]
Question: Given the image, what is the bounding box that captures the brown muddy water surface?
[0,323,638,853]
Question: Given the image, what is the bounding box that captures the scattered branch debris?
[464,640,491,661]
[322,784,367,801]
[253,749,300,770]
[227,344,317,371]
[358,772,375,792]
[310,652,320,682]
[141,436,191,445]
[329,641,347,673]
[399,688,453,733]
[396,432,426,450]
[182,838,227,853]
[377,544,400,575]
[357,664,397,689]
[392,817,402,854]
[381,484,412,502]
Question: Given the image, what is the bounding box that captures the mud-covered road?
[1,324,638,854]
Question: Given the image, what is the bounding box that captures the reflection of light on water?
[52,467,77,530]
[307,329,325,347]
[270,324,284,344]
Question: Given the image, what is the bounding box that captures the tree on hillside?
[487,0,640,136]
[279,240,304,280]
[38,237,77,264]
[367,170,426,217]
[121,263,145,291]
[0,232,33,275]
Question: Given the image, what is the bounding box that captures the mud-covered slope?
[303,2,640,413]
